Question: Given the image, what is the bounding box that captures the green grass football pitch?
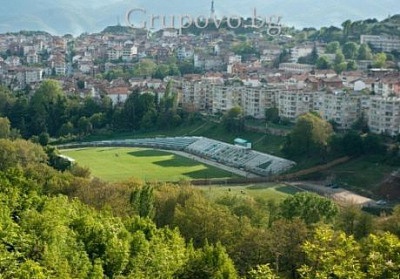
[61,147,237,182]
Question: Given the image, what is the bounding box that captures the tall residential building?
[277,90,314,121]
[368,96,400,136]
[240,86,278,119]
[315,91,362,129]
[182,80,214,113]
[212,85,242,115]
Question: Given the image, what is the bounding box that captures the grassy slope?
[83,120,286,157]
[62,147,236,182]
[323,155,398,193]
[198,183,302,202]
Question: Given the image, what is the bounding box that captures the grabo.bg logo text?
[126,8,282,36]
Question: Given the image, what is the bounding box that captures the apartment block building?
[314,91,362,129]
[212,86,242,115]
[368,96,400,136]
[181,81,279,119]
[240,86,278,119]
[277,90,314,121]
[181,81,214,113]
[279,63,314,73]
[179,81,400,136]
[360,35,400,52]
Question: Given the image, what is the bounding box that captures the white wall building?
[315,91,362,129]
[368,96,400,136]
[361,35,400,52]
[277,90,314,121]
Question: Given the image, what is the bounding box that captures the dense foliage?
[0,81,188,140]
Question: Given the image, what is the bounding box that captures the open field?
[197,183,303,202]
[61,147,236,182]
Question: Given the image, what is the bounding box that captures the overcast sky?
[1,0,399,35]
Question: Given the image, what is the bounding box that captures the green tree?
[299,226,365,278]
[179,60,196,75]
[58,121,74,137]
[232,41,256,56]
[334,62,347,74]
[248,264,280,279]
[316,56,331,69]
[341,19,352,37]
[0,139,47,170]
[173,194,242,248]
[342,131,363,156]
[0,117,11,138]
[336,205,374,239]
[5,96,29,137]
[282,112,333,157]
[334,50,347,73]
[363,134,385,155]
[358,43,373,60]
[124,90,157,130]
[342,42,359,60]
[129,226,188,278]
[265,107,280,123]
[177,242,238,279]
[280,192,338,225]
[13,260,48,279]
[381,205,400,236]
[361,233,400,278]
[134,59,157,77]
[309,45,319,64]
[334,50,345,64]
[153,64,170,79]
[325,41,340,54]
[89,113,105,130]
[77,116,93,136]
[130,184,155,218]
[267,219,308,276]
[169,63,181,76]
[29,80,67,136]
[223,107,244,133]
[0,86,15,116]
[38,132,50,146]
[123,90,140,130]
[81,97,102,117]
[71,211,131,277]
[347,60,358,71]
[373,52,387,68]
[140,108,158,130]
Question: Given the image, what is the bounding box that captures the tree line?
[0,80,198,141]
[281,112,400,166]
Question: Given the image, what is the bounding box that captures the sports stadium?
[60,136,295,181]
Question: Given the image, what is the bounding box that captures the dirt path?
[287,181,375,206]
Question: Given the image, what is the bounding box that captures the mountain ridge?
[0,0,399,35]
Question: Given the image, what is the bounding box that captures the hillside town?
[3,1,400,277]
[1,17,400,136]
